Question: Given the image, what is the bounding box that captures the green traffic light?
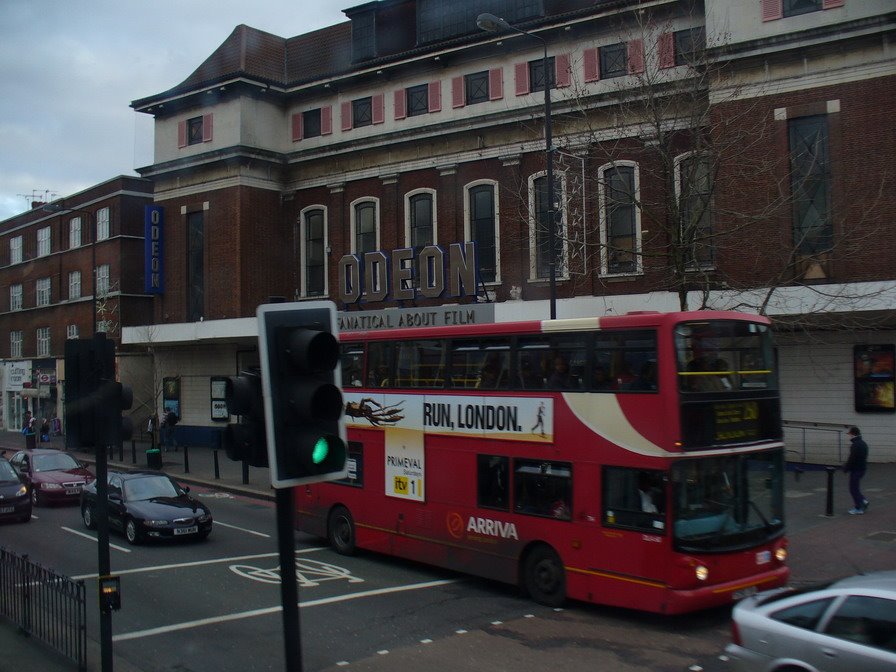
[312,437,330,464]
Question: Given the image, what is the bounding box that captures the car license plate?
[65,487,81,495]
[0,506,13,514]
[756,550,771,565]
[173,526,198,536]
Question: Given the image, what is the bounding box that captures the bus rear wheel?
[328,506,356,555]
[523,545,566,607]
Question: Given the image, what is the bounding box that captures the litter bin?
[146,448,162,470]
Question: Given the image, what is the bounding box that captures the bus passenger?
[547,355,576,389]
[592,364,613,390]
[519,356,543,388]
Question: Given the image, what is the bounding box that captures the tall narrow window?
[69,217,82,248]
[36,327,51,357]
[67,324,79,340]
[10,236,22,264]
[37,227,51,257]
[69,271,81,300]
[303,208,326,297]
[468,184,498,283]
[407,191,435,288]
[10,284,22,311]
[531,175,564,280]
[678,154,714,269]
[187,211,204,321]
[353,201,378,254]
[96,207,110,241]
[36,278,51,306]
[789,115,832,254]
[601,163,640,275]
[96,264,110,296]
[10,331,22,358]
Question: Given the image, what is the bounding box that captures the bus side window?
[477,455,509,510]
[367,342,393,387]
[513,460,572,521]
[602,467,666,533]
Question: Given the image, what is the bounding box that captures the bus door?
[600,467,670,585]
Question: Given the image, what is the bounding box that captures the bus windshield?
[671,450,784,553]
[676,320,777,393]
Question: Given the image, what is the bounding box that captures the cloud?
[0,0,347,220]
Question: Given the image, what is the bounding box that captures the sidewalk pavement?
[2,433,894,671]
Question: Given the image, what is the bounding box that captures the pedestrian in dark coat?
[843,426,869,515]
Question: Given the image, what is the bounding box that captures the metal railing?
[0,546,87,671]
[783,420,849,465]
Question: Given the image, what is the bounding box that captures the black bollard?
[131,440,137,465]
[242,460,249,485]
[183,445,190,474]
[825,465,836,516]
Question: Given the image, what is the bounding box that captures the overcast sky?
[0,1,349,221]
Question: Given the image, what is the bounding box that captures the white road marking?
[112,578,459,642]
[213,520,271,538]
[61,527,131,553]
[71,547,326,581]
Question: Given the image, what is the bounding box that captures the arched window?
[599,161,641,276]
[350,198,380,254]
[464,181,500,284]
[300,206,327,297]
[528,172,568,281]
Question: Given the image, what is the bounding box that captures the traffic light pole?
[96,437,113,672]
[276,487,303,672]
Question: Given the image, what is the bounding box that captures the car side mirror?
[109,493,122,502]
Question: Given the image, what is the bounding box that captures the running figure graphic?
[531,401,546,437]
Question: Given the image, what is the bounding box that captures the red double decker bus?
[296,310,788,614]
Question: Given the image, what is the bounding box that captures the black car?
[80,470,212,544]
[0,456,31,523]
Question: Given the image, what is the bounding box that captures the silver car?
[726,571,896,672]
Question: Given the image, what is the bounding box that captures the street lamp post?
[477,13,557,319]
[43,203,98,334]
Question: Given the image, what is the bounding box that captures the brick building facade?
[118,0,895,458]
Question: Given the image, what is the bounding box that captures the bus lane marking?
[112,578,460,642]
[61,527,132,553]
[229,557,364,587]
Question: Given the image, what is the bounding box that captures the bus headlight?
[775,547,788,563]
[695,565,709,581]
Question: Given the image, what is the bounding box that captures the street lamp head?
[41,203,65,214]
[476,13,510,33]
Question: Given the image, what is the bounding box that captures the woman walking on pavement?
[843,425,869,515]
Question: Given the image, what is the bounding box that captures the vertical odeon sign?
[144,205,164,294]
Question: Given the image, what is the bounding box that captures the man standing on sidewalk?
[843,426,869,515]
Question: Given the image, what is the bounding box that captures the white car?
[726,571,896,672]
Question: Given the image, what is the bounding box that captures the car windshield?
[0,461,17,480]
[672,450,784,552]
[123,476,181,501]
[32,453,80,472]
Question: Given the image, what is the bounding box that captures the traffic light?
[64,334,120,449]
[257,301,347,487]
[97,380,134,447]
[222,368,269,467]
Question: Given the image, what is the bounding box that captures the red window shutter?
[394,89,407,120]
[451,76,465,108]
[583,48,600,82]
[291,113,303,142]
[761,0,783,21]
[428,80,441,112]
[822,0,844,8]
[202,114,213,142]
[177,120,187,148]
[321,106,333,135]
[658,33,675,69]
[489,68,503,100]
[341,101,353,131]
[627,40,645,75]
[555,53,571,88]
[372,93,385,124]
[515,62,530,95]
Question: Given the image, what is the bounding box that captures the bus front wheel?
[523,545,566,607]
[328,506,356,556]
